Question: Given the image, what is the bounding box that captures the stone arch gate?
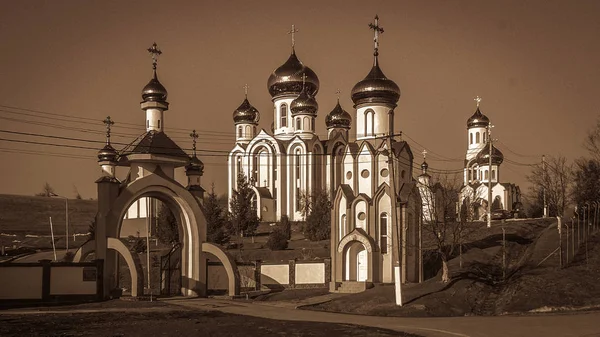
[84,170,240,298]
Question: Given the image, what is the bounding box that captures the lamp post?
[50,193,69,253]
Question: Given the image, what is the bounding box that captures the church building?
[459,98,521,220]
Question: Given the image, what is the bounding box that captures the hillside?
[0,194,97,250]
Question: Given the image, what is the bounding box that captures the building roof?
[120,130,188,158]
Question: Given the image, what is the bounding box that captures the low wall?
[0,259,102,303]
[207,259,330,293]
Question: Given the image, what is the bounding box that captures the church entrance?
[344,241,368,281]
[357,249,368,281]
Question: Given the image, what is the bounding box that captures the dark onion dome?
[233,98,260,124]
[142,70,168,102]
[467,107,490,128]
[185,155,204,176]
[325,100,351,129]
[421,160,429,172]
[267,50,319,98]
[98,144,118,162]
[476,143,504,165]
[351,60,400,106]
[290,88,318,116]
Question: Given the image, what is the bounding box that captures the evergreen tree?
[156,204,179,245]
[229,172,260,237]
[304,189,331,241]
[205,183,230,245]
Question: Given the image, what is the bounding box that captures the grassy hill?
[0,194,97,250]
[310,218,600,316]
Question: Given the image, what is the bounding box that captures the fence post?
[254,260,262,291]
[288,259,296,288]
[40,259,52,301]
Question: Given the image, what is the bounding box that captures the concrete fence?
[207,258,331,293]
[0,259,102,304]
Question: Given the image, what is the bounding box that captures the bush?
[62,251,75,262]
[266,228,288,251]
[130,237,147,253]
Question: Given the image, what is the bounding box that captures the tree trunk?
[441,258,450,283]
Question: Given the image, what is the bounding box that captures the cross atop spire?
[243,84,250,98]
[335,89,341,101]
[190,130,199,157]
[422,149,427,160]
[474,96,482,108]
[103,116,114,145]
[147,42,162,70]
[288,24,299,50]
[368,15,384,59]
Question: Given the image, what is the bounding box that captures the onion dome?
[467,107,490,128]
[290,88,318,116]
[267,50,319,98]
[233,98,260,124]
[325,100,351,129]
[142,70,168,102]
[351,59,400,106]
[185,155,204,176]
[421,160,429,172]
[97,144,118,163]
[477,144,504,165]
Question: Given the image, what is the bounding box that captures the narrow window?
[281,104,287,127]
[311,118,315,131]
[483,132,487,143]
[485,170,489,180]
[296,150,301,178]
[492,169,496,180]
[238,126,242,138]
[158,120,161,129]
[296,117,301,130]
[340,214,347,238]
[470,133,473,145]
[476,132,480,143]
[380,213,388,254]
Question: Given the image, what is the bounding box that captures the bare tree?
[35,182,55,197]
[421,174,477,283]
[583,118,600,161]
[526,155,572,217]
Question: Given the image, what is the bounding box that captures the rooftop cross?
[288,24,299,50]
[335,89,341,101]
[368,15,384,57]
[147,42,162,70]
[103,116,114,145]
[190,130,199,157]
[474,96,482,108]
[243,84,250,98]
[422,149,427,160]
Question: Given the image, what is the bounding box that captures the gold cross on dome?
[368,15,384,55]
[103,116,114,145]
[243,84,249,98]
[147,42,162,70]
[288,24,299,49]
[474,96,482,107]
[190,130,199,156]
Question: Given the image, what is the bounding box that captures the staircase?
[336,281,374,293]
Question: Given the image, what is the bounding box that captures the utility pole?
[542,155,548,218]
[557,217,562,268]
[386,109,402,307]
[487,124,493,228]
[502,226,506,280]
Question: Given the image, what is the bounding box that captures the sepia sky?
[0,0,598,199]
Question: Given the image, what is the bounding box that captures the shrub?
[280,215,291,240]
[131,237,147,253]
[266,227,288,251]
[62,251,75,262]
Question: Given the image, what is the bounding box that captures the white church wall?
[357,148,373,197]
[343,150,354,188]
[377,193,392,282]
[339,195,347,241]
[355,200,367,231]
[377,152,389,187]
[274,98,296,137]
[356,105,390,140]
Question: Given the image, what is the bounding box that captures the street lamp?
[50,193,69,253]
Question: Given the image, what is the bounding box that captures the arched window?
[296,117,301,130]
[236,156,242,178]
[468,169,472,181]
[237,126,242,138]
[295,149,301,211]
[470,133,473,145]
[483,132,487,143]
[364,109,375,137]
[380,213,388,254]
[492,169,496,180]
[476,132,480,143]
[281,104,288,127]
[246,125,252,136]
[311,118,315,132]
[485,169,489,180]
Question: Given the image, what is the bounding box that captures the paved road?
[167,298,600,337]
[12,250,60,262]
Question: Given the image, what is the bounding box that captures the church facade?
[228,17,422,289]
[459,99,521,220]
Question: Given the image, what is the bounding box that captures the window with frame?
[281,104,288,127]
[238,126,242,138]
[380,213,388,254]
[476,132,480,143]
[470,133,473,145]
[296,117,301,130]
